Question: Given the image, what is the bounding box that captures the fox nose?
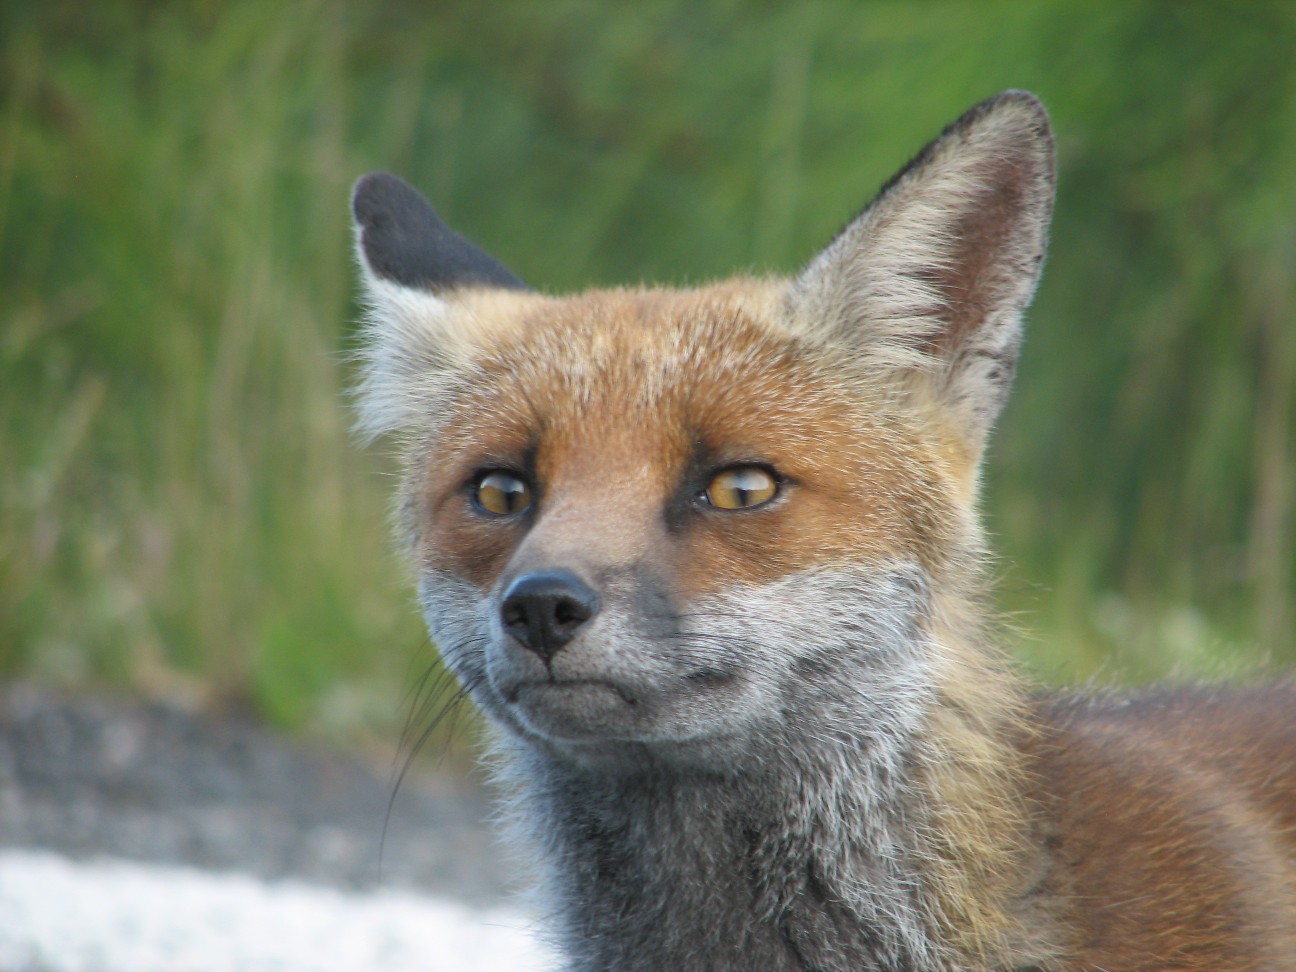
[500,570,600,661]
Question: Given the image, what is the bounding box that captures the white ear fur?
[351,265,464,442]
[349,171,532,441]
[787,92,1055,450]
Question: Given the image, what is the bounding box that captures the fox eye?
[703,466,779,510]
[472,471,533,516]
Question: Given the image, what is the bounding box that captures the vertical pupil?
[708,467,775,509]
[480,473,528,514]
[733,469,762,506]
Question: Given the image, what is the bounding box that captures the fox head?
[352,92,1054,775]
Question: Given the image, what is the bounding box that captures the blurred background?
[3,0,1294,746]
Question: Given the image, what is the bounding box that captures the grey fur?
[426,566,945,971]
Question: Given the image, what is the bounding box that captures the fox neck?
[515,751,931,971]
[501,591,1037,972]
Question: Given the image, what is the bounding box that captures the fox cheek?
[416,507,523,594]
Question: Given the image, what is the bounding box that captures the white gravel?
[0,850,556,972]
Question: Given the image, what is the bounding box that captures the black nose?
[500,570,600,661]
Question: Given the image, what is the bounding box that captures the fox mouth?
[502,678,647,743]
[492,665,758,751]
[506,678,637,706]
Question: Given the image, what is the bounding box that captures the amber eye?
[472,471,533,516]
[704,466,779,510]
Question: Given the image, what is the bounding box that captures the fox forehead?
[409,280,970,593]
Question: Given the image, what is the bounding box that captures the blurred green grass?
[2,1,1293,738]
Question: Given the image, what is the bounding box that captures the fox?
[349,92,1296,971]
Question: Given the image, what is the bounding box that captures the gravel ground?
[0,682,517,901]
[0,682,552,970]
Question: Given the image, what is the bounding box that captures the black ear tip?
[349,170,530,292]
[351,171,439,230]
[350,171,390,223]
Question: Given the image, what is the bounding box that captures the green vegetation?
[3,1,1293,738]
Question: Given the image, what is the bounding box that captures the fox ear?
[787,91,1055,452]
[351,172,528,295]
[349,173,530,440]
